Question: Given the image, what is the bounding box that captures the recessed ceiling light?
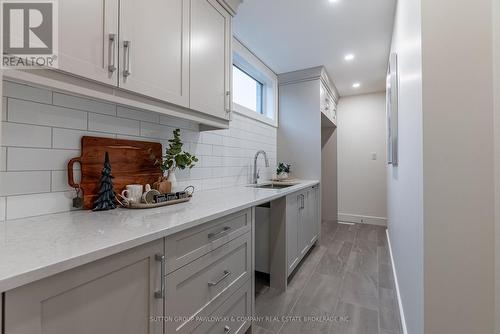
[352,82,361,88]
[344,54,355,61]
[329,0,339,3]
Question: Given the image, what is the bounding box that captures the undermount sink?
[253,183,295,189]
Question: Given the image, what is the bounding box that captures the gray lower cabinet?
[4,240,164,334]
[286,185,320,276]
[3,208,254,334]
[192,279,252,334]
[165,209,252,274]
[165,232,252,333]
[286,192,301,274]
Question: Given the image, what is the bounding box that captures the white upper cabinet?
[190,0,232,120]
[4,240,164,334]
[8,0,234,127]
[57,0,119,85]
[286,186,320,277]
[218,0,243,16]
[119,0,189,106]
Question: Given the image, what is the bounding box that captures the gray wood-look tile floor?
[253,221,402,334]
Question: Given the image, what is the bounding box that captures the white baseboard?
[386,229,408,334]
[338,213,387,226]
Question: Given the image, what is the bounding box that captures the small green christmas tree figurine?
[93,152,117,211]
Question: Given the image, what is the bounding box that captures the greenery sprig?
[277,162,291,175]
[160,128,198,173]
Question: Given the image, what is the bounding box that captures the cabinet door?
[190,0,232,120]
[311,185,320,242]
[58,0,119,85]
[286,193,300,275]
[298,192,309,257]
[119,0,189,106]
[5,240,164,334]
[304,187,319,248]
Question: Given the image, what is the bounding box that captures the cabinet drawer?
[165,232,251,333]
[192,279,252,334]
[165,208,252,273]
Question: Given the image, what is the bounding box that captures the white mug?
[121,185,143,204]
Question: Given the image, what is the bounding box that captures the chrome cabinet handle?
[299,194,305,209]
[208,270,231,286]
[123,40,131,77]
[154,253,165,299]
[108,33,117,73]
[224,325,232,333]
[208,226,231,240]
[225,91,231,113]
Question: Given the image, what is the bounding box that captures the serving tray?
[119,197,191,209]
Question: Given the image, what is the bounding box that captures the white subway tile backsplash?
[190,167,212,180]
[1,80,277,220]
[191,143,212,156]
[0,147,6,171]
[88,113,140,136]
[52,128,115,150]
[0,171,51,196]
[6,191,74,220]
[117,106,159,123]
[52,170,81,192]
[201,132,223,145]
[159,115,198,131]
[203,156,223,168]
[7,148,79,171]
[1,122,52,148]
[175,168,191,181]
[53,93,116,116]
[0,197,5,221]
[140,122,173,139]
[2,98,6,121]
[3,81,52,104]
[9,99,87,130]
[180,129,201,143]
[202,177,223,190]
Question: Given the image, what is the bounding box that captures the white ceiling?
[233,0,397,96]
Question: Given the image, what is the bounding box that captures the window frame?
[232,37,278,128]
[232,64,264,115]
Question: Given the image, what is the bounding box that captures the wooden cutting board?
[68,136,163,209]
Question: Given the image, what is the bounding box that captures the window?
[233,65,263,114]
[232,38,278,127]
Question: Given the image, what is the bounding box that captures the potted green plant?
[157,128,198,192]
[276,162,291,180]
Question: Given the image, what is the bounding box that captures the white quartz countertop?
[0,180,319,292]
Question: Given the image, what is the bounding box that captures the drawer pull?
[108,33,117,73]
[208,270,231,287]
[154,254,165,299]
[123,40,132,77]
[208,226,231,240]
[224,325,232,333]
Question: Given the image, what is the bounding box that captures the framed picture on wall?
[387,52,399,166]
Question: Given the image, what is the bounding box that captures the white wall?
[422,0,495,332]
[0,80,277,221]
[337,92,387,225]
[387,0,424,333]
[321,127,337,222]
[493,0,500,332]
